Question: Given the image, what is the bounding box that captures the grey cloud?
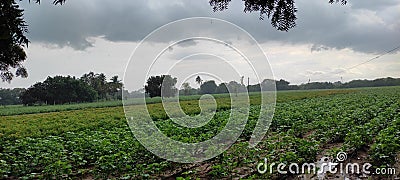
[177,39,198,47]
[306,70,325,75]
[311,44,330,52]
[330,68,347,75]
[19,0,400,53]
[266,0,400,54]
[349,1,400,10]
[21,0,189,49]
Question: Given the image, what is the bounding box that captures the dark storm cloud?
[243,0,400,53]
[20,1,171,49]
[20,0,400,53]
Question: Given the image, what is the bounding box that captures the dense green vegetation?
[19,72,122,105]
[0,89,352,116]
[145,75,178,98]
[0,88,24,105]
[2,76,398,106]
[262,77,400,91]
[20,76,97,105]
[0,87,398,179]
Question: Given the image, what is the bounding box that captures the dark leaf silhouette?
[0,0,64,82]
[209,0,347,31]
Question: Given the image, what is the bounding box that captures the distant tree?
[226,81,246,96]
[161,75,178,98]
[371,77,400,87]
[201,77,400,93]
[215,83,229,94]
[95,73,107,99]
[276,79,290,90]
[107,75,123,99]
[342,77,400,88]
[80,72,110,99]
[260,79,276,91]
[20,75,97,105]
[145,76,163,98]
[126,88,146,98]
[288,84,299,90]
[145,75,178,98]
[0,88,25,105]
[20,82,46,105]
[299,82,334,90]
[247,84,261,92]
[200,80,217,94]
[181,82,192,96]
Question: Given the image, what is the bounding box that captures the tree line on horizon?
[143,75,400,98]
[0,72,123,106]
[1,75,400,106]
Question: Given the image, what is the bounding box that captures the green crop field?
[0,87,399,179]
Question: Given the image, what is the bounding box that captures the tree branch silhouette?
[209,0,347,31]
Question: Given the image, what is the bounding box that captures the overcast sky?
[2,0,399,90]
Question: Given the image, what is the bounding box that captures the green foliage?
[0,88,354,116]
[18,72,123,106]
[145,75,178,98]
[0,0,65,82]
[20,75,98,105]
[215,82,228,94]
[370,118,400,166]
[342,77,400,88]
[249,77,400,91]
[81,72,123,100]
[0,87,398,179]
[200,80,217,94]
[0,0,28,82]
[0,88,24,105]
[210,0,347,32]
[180,82,198,96]
[209,0,297,31]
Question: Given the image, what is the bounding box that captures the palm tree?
[182,82,191,95]
[195,76,202,86]
[108,75,123,99]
